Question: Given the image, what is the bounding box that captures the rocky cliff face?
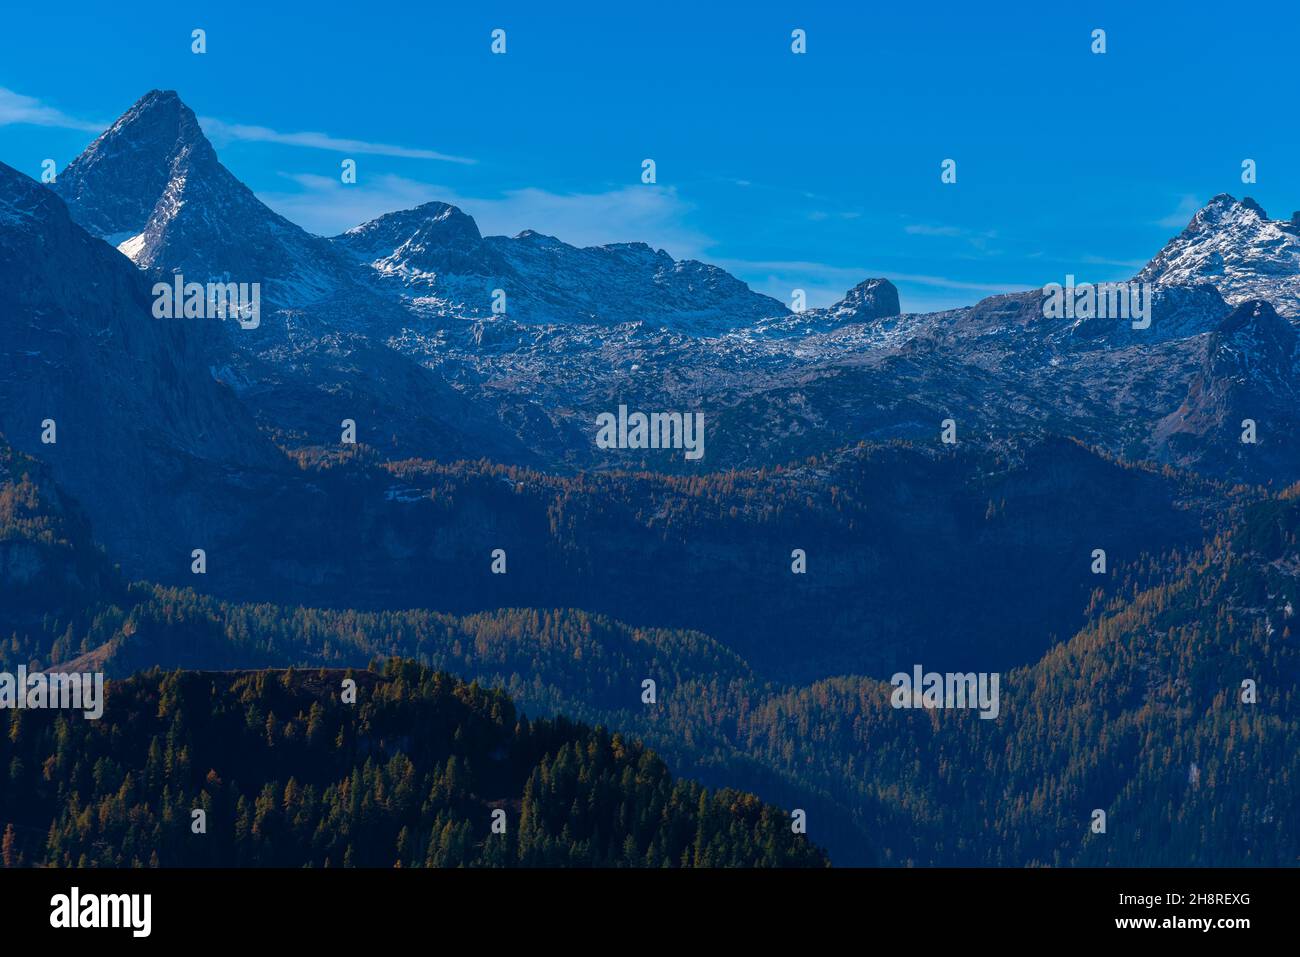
[822,277,901,322]
[0,159,288,579]
[48,92,532,466]
[1153,299,1300,477]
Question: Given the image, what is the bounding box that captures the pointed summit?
[53,89,347,308]
[53,90,216,243]
[1138,194,1300,318]
[1183,193,1267,231]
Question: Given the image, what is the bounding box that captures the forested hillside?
[3,437,1295,866]
[0,660,826,868]
[0,440,124,663]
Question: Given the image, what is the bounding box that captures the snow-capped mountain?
[332,201,508,316]
[54,90,348,309]
[336,201,498,280]
[21,89,1300,485]
[48,92,531,464]
[1139,194,1300,318]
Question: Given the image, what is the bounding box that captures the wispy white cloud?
[1078,253,1148,270]
[904,223,965,237]
[0,87,474,167]
[0,87,103,132]
[903,223,1000,257]
[259,173,713,258]
[199,117,474,164]
[809,209,863,222]
[1155,194,1203,229]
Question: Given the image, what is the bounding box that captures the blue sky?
[2,0,1297,312]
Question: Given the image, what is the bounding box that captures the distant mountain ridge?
[335,200,792,329]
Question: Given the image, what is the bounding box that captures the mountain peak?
[514,229,563,245]
[125,89,185,117]
[53,89,217,243]
[340,201,481,247]
[415,200,469,221]
[333,202,490,287]
[1199,193,1267,222]
[1138,194,1300,317]
[109,89,188,128]
[52,90,347,310]
[1201,298,1300,404]
[827,277,901,321]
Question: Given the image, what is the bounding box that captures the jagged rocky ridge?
[33,90,1300,486]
